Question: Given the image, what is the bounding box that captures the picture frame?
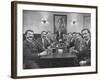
[54,14,67,34]
[11,1,98,78]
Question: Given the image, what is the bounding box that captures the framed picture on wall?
[54,15,67,34]
[11,1,98,78]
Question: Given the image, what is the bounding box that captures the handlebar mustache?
[27,36,33,38]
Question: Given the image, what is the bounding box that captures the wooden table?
[35,48,79,68]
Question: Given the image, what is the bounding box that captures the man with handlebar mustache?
[23,30,48,69]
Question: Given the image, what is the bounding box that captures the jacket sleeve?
[23,43,39,60]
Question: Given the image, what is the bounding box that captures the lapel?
[38,38,44,48]
[86,40,91,48]
[43,38,47,48]
[40,38,43,46]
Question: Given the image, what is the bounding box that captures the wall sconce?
[72,19,77,24]
[73,20,76,24]
[41,18,47,24]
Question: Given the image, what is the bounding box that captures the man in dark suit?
[37,31,51,50]
[55,30,64,42]
[78,28,91,66]
[23,30,48,69]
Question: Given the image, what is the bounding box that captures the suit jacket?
[37,38,51,49]
[23,39,44,69]
[55,31,64,41]
[76,38,91,64]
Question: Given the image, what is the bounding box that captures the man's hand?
[70,47,78,53]
[39,51,48,56]
[79,60,87,66]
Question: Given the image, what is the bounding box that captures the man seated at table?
[69,29,91,66]
[23,30,49,69]
[37,31,51,50]
[78,28,91,66]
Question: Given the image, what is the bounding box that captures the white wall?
[23,11,54,33]
[67,13,84,33]
[23,10,90,34]
[0,0,99,80]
